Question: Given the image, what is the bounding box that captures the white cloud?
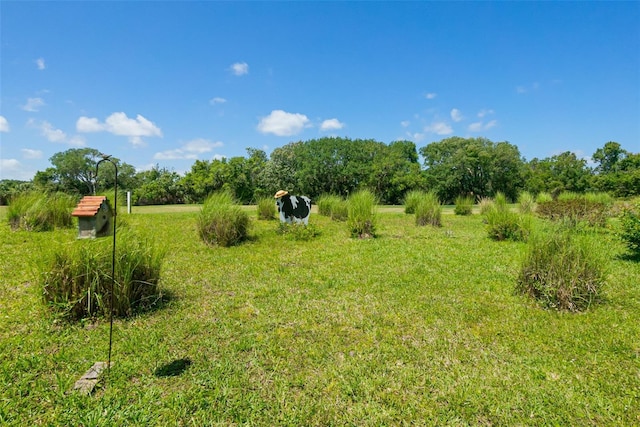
[0,116,9,132]
[36,58,46,70]
[183,138,223,153]
[28,120,86,147]
[40,121,67,142]
[22,97,45,112]
[477,109,494,118]
[425,93,437,99]
[105,112,162,138]
[257,110,310,136]
[76,116,105,132]
[450,108,463,122]
[154,138,223,160]
[154,149,198,160]
[516,82,540,94]
[21,148,43,159]
[425,121,453,135]
[400,120,410,128]
[231,62,249,76]
[76,112,162,146]
[210,97,227,105]
[407,132,426,142]
[0,159,21,172]
[468,120,498,132]
[68,135,87,147]
[320,118,345,131]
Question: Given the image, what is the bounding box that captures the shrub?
[619,201,640,257]
[517,227,607,311]
[517,191,536,214]
[7,191,76,231]
[415,191,441,227]
[454,195,474,215]
[257,197,277,220]
[198,192,250,247]
[536,197,610,227]
[347,189,377,238]
[39,230,165,320]
[403,190,425,214]
[317,194,348,221]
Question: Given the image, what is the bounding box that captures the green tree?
[524,151,592,196]
[419,137,524,203]
[48,148,102,194]
[592,141,627,174]
[591,142,640,197]
[368,140,426,204]
[134,166,185,205]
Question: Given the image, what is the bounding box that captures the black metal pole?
[96,156,117,373]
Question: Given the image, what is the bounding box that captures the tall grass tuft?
[403,190,425,214]
[7,191,76,231]
[198,191,250,247]
[256,197,277,220]
[415,191,442,227]
[517,226,607,311]
[347,189,377,238]
[39,229,165,320]
[517,191,536,214]
[454,195,474,215]
[317,194,348,221]
[478,196,494,215]
[485,192,530,241]
[535,192,553,203]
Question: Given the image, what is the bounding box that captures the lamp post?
[96,154,117,372]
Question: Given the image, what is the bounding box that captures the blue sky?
[1,1,639,181]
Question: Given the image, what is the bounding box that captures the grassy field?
[1,206,638,425]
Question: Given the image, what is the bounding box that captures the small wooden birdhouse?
[71,196,113,239]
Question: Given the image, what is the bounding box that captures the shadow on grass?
[616,252,640,262]
[154,358,192,377]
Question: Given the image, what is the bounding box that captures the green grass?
[1,207,639,425]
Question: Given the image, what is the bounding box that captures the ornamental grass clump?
[454,195,474,215]
[517,191,536,214]
[403,190,425,214]
[415,191,442,227]
[478,196,494,215]
[39,230,165,320]
[347,189,377,238]
[7,191,76,231]
[256,197,277,220]
[485,192,530,242]
[517,226,607,311]
[317,194,348,221]
[198,192,250,247]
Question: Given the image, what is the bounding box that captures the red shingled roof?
[72,196,109,217]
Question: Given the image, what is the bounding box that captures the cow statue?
[274,190,311,225]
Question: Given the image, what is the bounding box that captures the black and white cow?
[274,190,311,225]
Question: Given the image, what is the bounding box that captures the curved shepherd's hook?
[95,154,117,374]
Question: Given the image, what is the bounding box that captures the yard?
[0,206,638,425]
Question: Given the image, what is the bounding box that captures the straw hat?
[274,190,289,199]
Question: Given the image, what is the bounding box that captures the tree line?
[1,137,638,206]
